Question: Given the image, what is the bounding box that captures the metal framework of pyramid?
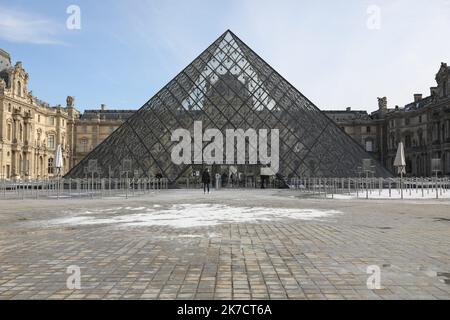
[66,30,391,183]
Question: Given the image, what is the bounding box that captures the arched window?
[48,158,54,174]
[7,123,12,140]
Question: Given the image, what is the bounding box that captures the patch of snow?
[49,204,339,229]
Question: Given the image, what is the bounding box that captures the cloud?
[0,5,64,45]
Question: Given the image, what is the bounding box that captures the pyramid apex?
[222,29,234,37]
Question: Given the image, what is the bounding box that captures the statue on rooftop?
[66,96,75,108]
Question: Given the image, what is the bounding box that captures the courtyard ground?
[0,189,449,300]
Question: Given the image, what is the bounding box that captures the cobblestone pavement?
[0,189,449,300]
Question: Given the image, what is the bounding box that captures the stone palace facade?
[327,62,450,177]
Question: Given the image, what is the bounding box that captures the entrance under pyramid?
[66,30,391,186]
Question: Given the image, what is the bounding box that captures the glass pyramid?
[66,30,391,184]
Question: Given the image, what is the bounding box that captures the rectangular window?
[80,139,88,153]
[48,158,54,174]
[405,135,412,148]
[365,140,373,152]
[366,126,371,133]
[47,135,55,149]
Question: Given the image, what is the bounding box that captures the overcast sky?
[1,0,449,112]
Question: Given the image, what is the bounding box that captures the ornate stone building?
[72,106,133,167]
[327,63,450,177]
[0,49,74,180]
[381,63,450,176]
[0,49,135,180]
[324,108,381,158]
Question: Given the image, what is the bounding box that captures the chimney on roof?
[346,107,351,112]
[101,104,107,111]
[414,94,422,102]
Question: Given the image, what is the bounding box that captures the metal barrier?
[2,176,448,200]
[290,177,450,200]
[0,177,169,200]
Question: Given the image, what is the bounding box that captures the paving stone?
[0,190,449,300]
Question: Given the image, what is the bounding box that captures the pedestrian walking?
[202,169,211,194]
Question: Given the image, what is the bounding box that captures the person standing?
[202,169,211,194]
[221,172,227,188]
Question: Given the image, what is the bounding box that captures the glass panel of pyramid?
[66,30,392,183]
